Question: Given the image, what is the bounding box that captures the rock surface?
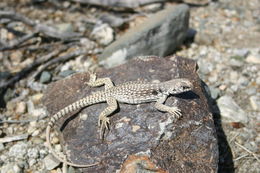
[99,5,189,67]
[43,56,218,172]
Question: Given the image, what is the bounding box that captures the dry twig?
[235,141,260,162]
[0,46,68,89]
[0,10,82,43]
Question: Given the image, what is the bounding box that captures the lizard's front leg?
[98,97,118,138]
[154,95,182,119]
[87,73,114,90]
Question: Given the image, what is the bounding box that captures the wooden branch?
[0,46,68,89]
[0,10,82,41]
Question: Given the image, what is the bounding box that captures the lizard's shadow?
[201,80,235,173]
[174,90,199,100]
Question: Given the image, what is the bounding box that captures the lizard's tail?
[46,125,99,167]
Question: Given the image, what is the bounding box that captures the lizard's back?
[108,81,163,104]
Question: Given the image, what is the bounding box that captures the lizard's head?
[161,78,193,95]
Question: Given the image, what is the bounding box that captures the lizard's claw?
[169,107,182,119]
[98,116,110,139]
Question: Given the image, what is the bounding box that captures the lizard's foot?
[98,116,110,139]
[168,107,182,119]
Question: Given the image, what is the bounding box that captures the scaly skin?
[46,73,193,168]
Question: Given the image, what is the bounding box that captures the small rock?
[15,101,27,114]
[249,95,260,111]
[27,100,47,118]
[31,93,43,105]
[32,108,46,117]
[197,60,213,75]
[27,148,39,159]
[58,70,75,78]
[230,85,238,92]
[55,23,74,33]
[90,23,114,46]
[9,50,23,65]
[229,71,238,83]
[237,76,249,87]
[246,54,260,64]
[245,87,257,95]
[0,143,4,151]
[68,166,76,173]
[209,86,220,99]
[28,159,37,167]
[6,100,16,112]
[39,71,52,84]
[232,48,249,58]
[31,137,45,144]
[31,130,40,137]
[229,59,244,67]
[0,163,22,173]
[217,95,248,123]
[9,142,28,159]
[194,32,214,45]
[4,88,15,103]
[43,154,60,170]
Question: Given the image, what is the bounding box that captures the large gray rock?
[43,56,218,173]
[99,5,189,68]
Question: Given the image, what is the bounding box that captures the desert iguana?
[46,73,193,168]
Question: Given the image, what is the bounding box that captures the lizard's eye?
[182,86,190,90]
[152,90,158,95]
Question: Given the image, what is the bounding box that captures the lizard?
[45,73,193,168]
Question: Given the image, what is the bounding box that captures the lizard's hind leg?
[87,73,114,90]
[98,97,118,138]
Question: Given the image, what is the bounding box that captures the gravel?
[0,0,259,172]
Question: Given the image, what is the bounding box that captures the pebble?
[228,59,244,67]
[31,137,45,144]
[0,163,22,173]
[31,129,40,137]
[40,71,52,84]
[28,159,37,167]
[27,125,37,135]
[208,86,220,99]
[4,88,15,103]
[55,23,74,33]
[249,95,260,111]
[232,48,249,58]
[32,108,46,117]
[217,95,248,124]
[194,32,214,45]
[246,53,260,64]
[58,70,75,78]
[0,143,4,151]
[15,101,27,114]
[31,93,44,105]
[6,100,16,112]
[9,50,23,65]
[27,148,39,159]
[90,23,114,46]
[9,142,28,159]
[237,76,249,87]
[43,154,60,170]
